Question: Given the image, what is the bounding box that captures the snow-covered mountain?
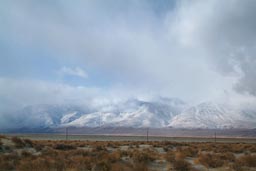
[10,98,186,128]
[62,98,186,128]
[169,102,256,129]
[7,99,256,129]
[11,104,87,128]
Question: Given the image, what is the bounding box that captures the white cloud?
[59,66,88,79]
[170,0,256,96]
[1,0,256,113]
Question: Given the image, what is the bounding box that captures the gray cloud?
[0,0,233,102]
[1,0,256,118]
[171,0,256,96]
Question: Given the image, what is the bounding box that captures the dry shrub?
[0,156,15,171]
[34,144,44,151]
[92,145,107,152]
[248,145,256,153]
[133,163,148,171]
[237,154,256,167]
[23,139,33,147]
[12,137,33,148]
[130,149,156,163]
[68,149,89,157]
[95,151,109,161]
[173,159,192,171]
[0,160,14,171]
[229,163,243,171]
[53,143,76,150]
[175,151,186,160]
[94,160,111,171]
[0,153,19,171]
[219,152,235,162]
[197,153,224,168]
[17,156,66,171]
[108,151,121,163]
[0,135,6,138]
[111,163,133,171]
[197,143,213,152]
[107,142,118,148]
[214,144,232,153]
[12,137,25,148]
[230,144,246,153]
[182,146,198,157]
[0,135,4,148]
[21,150,32,158]
[68,156,94,171]
[165,150,175,162]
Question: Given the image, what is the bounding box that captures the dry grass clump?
[229,162,243,171]
[53,143,76,150]
[0,152,19,171]
[175,146,198,159]
[68,156,94,170]
[248,145,256,153]
[133,163,148,171]
[92,145,107,152]
[93,160,111,171]
[196,143,214,152]
[129,149,157,163]
[11,137,35,149]
[237,154,256,167]
[165,149,195,171]
[11,137,26,148]
[0,135,6,139]
[165,150,175,162]
[173,159,192,171]
[196,153,224,168]
[23,139,34,147]
[174,150,187,160]
[34,143,44,151]
[17,156,66,171]
[108,151,122,163]
[229,143,246,153]
[21,150,33,158]
[214,144,232,153]
[219,152,236,162]
[111,163,133,171]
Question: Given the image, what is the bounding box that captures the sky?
[1,0,256,116]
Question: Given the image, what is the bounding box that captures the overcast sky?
[1,0,256,115]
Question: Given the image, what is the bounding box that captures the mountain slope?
[6,99,256,129]
[62,98,186,128]
[10,98,186,128]
[169,102,256,129]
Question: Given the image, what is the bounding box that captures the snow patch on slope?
[169,102,256,129]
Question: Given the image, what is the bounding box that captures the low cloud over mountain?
[3,98,256,130]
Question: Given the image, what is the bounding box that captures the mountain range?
[5,98,256,129]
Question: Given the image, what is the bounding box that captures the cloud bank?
[1,0,256,122]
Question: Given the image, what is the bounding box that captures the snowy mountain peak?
[6,99,256,129]
[169,102,256,129]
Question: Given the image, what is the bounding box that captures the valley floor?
[1,134,256,171]
[4,133,256,143]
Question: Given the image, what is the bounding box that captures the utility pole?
[99,112,102,127]
[66,127,68,141]
[214,131,216,143]
[147,127,149,142]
